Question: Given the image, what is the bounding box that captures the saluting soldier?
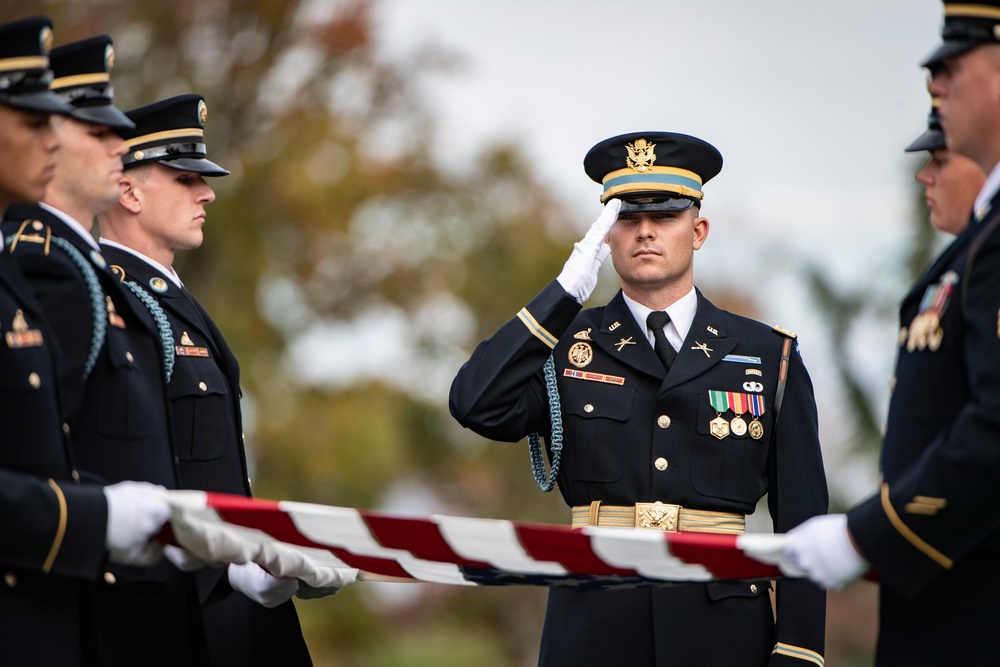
[1,36,211,665]
[785,2,1000,664]
[97,94,314,666]
[450,132,828,667]
[0,18,172,666]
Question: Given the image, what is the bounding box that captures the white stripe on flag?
[434,515,568,576]
[585,527,714,581]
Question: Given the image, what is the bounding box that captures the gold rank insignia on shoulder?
[5,309,43,348]
[905,495,946,516]
[574,328,593,341]
[106,296,126,329]
[772,325,797,339]
[626,138,656,173]
[568,341,593,368]
[176,330,210,357]
[8,220,51,255]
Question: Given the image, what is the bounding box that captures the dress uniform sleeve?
[848,222,1000,597]
[0,469,107,579]
[450,281,582,442]
[766,341,829,666]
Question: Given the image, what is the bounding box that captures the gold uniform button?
[4,572,16,588]
[583,403,594,413]
[103,572,116,585]
[28,372,41,389]
[657,415,671,429]
[62,423,70,435]
[71,470,80,482]
[750,584,758,594]
[654,457,668,471]
[125,351,134,363]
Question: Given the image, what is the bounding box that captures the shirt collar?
[622,286,698,352]
[974,160,1000,222]
[38,202,101,252]
[99,238,184,288]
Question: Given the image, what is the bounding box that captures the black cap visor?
[68,103,135,130]
[921,39,982,69]
[905,128,946,153]
[157,156,230,177]
[0,89,74,115]
[618,196,697,214]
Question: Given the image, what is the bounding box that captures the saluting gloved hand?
[228,561,299,608]
[783,514,870,590]
[557,198,622,303]
[103,481,171,566]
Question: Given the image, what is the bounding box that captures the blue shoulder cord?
[528,354,563,492]
[45,237,107,379]
[123,281,175,383]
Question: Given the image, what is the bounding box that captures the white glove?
[163,545,205,572]
[228,562,299,608]
[783,514,870,590]
[556,198,622,303]
[103,481,171,566]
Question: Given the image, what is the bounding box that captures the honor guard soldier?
[907,98,984,236]
[451,132,828,667]
[785,2,1000,664]
[98,94,315,666]
[1,36,211,664]
[0,19,172,666]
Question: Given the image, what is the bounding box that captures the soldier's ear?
[118,177,141,214]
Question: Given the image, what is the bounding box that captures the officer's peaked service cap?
[923,1,1000,69]
[120,94,229,176]
[0,17,73,115]
[50,35,133,130]
[905,97,946,153]
[584,132,723,213]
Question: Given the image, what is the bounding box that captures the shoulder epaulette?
[7,219,52,255]
[772,325,797,340]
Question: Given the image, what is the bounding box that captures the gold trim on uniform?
[126,127,204,148]
[517,307,558,349]
[905,495,947,516]
[880,484,953,569]
[572,502,745,534]
[8,219,51,255]
[945,3,1000,20]
[0,55,49,73]
[772,642,825,667]
[42,479,68,574]
[51,72,111,89]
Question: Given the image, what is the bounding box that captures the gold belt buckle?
[635,502,680,532]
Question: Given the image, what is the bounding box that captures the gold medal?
[568,341,593,368]
[710,415,730,440]
[748,420,764,440]
[730,415,747,436]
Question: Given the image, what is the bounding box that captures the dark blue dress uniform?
[101,94,312,667]
[102,243,313,667]
[2,35,210,666]
[0,17,113,667]
[845,5,1000,664]
[450,132,828,667]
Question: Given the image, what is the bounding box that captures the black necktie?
[646,310,676,371]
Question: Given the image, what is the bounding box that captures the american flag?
[165,491,796,590]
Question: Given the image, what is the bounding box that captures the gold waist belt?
[571,501,746,535]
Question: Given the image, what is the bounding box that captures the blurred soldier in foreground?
[785,2,1000,664]
[451,132,828,666]
[2,35,209,664]
[0,18,171,666]
[99,93,314,666]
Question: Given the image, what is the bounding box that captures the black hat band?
[123,142,207,166]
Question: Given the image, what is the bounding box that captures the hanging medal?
[747,393,766,440]
[707,390,731,440]
[727,391,748,436]
[907,271,957,352]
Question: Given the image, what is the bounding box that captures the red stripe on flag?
[361,512,493,569]
[666,532,783,580]
[516,523,637,576]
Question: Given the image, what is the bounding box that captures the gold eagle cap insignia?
[626,138,656,173]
